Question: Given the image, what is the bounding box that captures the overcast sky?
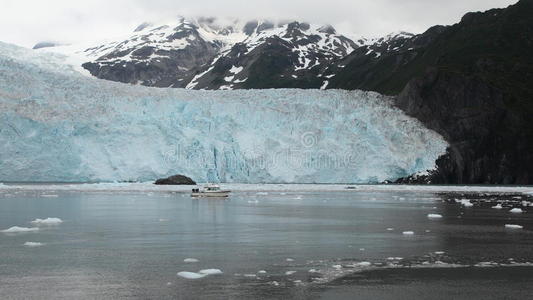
[1,0,517,48]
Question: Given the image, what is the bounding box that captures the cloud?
[0,0,517,48]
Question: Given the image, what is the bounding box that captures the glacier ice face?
[0,42,448,183]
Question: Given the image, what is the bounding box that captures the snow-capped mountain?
[36,17,364,90]
[186,21,360,90]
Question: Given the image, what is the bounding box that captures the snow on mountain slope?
[0,42,448,183]
[36,17,364,90]
[187,21,361,90]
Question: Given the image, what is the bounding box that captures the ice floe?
[505,224,523,229]
[40,194,59,198]
[177,269,223,279]
[24,242,44,247]
[177,272,207,279]
[510,208,524,213]
[184,258,199,263]
[285,271,297,275]
[402,231,415,235]
[31,218,63,225]
[492,204,503,209]
[457,199,474,207]
[427,214,443,219]
[2,226,40,233]
[199,269,223,275]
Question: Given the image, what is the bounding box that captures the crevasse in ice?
[0,42,448,183]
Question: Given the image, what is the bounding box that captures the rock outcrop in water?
[155,175,197,185]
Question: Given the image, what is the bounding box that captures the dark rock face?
[396,70,532,184]
[355,0,533,184]
[155,175,197,185]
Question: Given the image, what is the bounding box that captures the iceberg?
[0,42,448,183]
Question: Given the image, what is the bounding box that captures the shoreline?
[1,182,532,195]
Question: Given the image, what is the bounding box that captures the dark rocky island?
[154,175,197,185]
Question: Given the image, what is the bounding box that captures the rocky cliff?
[393,0,533,184]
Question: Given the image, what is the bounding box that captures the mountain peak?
[318,25,337,35]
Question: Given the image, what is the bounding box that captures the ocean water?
[1,184,533,299]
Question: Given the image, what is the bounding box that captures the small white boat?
[191,184,231,198]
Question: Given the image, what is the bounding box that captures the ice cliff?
[0,42,448,183]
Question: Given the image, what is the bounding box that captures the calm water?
[1,186,533,299]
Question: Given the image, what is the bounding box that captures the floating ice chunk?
[505,224,523,229]
[458,199,474,207]
[177,272,207,279]
[286,258,295,262]
[308,269,318,273]
[387,228,395,231]
[184,258,199,263]
[402,231,415,235]
[333,265,342,270]
[256,192,269,195]
[427,214,443,219]
[24,242,44,247]
[199,269,223,275]
[31,218,63,225]
[510,208,523,213]
[492,204,503,209]
[434,251,445,255]
[243,274,257,278]
[258,270,267,274]
[356,262,372,267]
[2,226,40,233]
[285,271,297,275]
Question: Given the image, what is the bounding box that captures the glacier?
[0,42,448,183]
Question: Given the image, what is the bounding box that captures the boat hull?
[191,191,231,198]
